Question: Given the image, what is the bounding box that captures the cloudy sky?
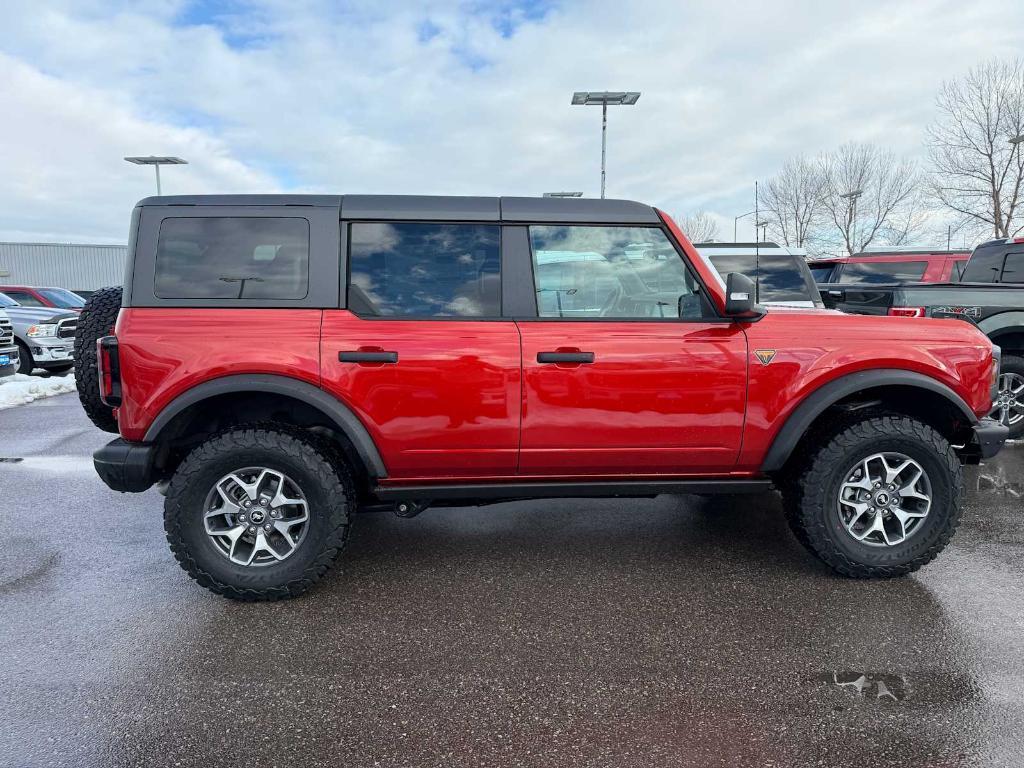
[1,0,1022,244]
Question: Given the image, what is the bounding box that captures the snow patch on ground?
[0,373,77,410]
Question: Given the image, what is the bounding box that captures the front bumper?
[970,417,1009,459]
[94,439,157,493]
[30,337,74,366]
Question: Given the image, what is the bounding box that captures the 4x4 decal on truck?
[754,349,777,365]
[932,305,981,318]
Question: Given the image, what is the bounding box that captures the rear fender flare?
[143,374,387,478]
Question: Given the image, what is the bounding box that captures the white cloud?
[1,0,1023,242]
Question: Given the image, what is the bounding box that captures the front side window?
[154,217,310,300]
[529,226,702,319]
[840,261,927,285]
[348,223,501,317]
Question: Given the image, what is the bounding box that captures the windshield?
[0,292,19,308]
[38,288,86,308]
[840,261,927,284]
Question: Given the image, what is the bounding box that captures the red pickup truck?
[74,195,1006,601]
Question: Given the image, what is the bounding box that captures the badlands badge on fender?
[754,349,777,366]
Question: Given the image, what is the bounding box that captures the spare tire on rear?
[74,286,123,434]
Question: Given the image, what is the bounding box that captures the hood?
[763,304,991,344]
[3,305,77,324]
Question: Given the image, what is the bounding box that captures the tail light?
[97,336,122,407]
[888,307,926,318]
[991,345,1002,403]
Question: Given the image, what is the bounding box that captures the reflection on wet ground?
[2,397,1024,767]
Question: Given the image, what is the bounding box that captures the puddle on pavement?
[0,456,92,473]
[820,671,909,701]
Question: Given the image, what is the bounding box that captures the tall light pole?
[734,210,756,242]
[124,156,188,195]
[571,91,640,199]
[840,189,864,254]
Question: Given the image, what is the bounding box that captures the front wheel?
[164,425,354,601]
[991,354,1024,440]
[782,415,963,578]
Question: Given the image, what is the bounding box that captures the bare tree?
[678,210,720,243]
[819,143,922,255]
[927,59,1024,238]
[760,155,825,247]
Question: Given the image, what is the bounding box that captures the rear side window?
[348,223,500,317]
[840,261,927,284]
[960,247,1005,282]
[154,217,310,299]
[1000,252,1024,282]
[3,291,43,307]
[808,264,837,283]
[706,253,811,302]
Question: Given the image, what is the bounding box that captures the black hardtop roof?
[134,194,660,224]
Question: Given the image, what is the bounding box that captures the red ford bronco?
[75,195,1007,601]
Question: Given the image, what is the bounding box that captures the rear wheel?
[991,354,1024,440]
[164,425,353,601]
[782,415,962,577]
[73,286,122,433]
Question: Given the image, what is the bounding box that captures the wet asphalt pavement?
[2,395,1024,767]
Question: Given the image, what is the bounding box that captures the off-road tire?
[164,425,354,601]
[73,286,123,433]
[782,415,963,578]
[995,354,1024,440]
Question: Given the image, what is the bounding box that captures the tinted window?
[0,293,17,308]
[155,217,309,299]
[348,223,500,317]
[1000,252,1024,282]
[840,261,927,284]
[960,246,1005,283]
[529,226,702,319]
[38,288,85,308]
[809,264,837,283]
[4,291,43,307]
[707,253,811,303]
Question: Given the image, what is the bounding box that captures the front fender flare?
[760,369,977,473]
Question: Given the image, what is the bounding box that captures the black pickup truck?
[821,237,1024,438]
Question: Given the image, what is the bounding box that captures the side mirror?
[724,272,764,319]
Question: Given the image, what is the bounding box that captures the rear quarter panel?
[736,309,993,471]
[114,308,323,441]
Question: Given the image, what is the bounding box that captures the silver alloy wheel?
[203,467,310,567]
[837,452,932,547]
[992,372,1024,427]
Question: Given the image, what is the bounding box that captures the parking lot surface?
[2,394,1024,767]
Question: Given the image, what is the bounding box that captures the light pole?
[124,156,188,195]
[734,210,756,242]
[571,91,640,199]
[840,189,864,254]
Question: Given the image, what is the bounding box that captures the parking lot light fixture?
[1010,135,1024,145]
[124,156,188,195]
[571,91,641,199]
[543,192,584,198]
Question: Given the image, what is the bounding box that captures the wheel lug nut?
[248,525,256,533]
[264,524,272,532]
[243,499,252,507]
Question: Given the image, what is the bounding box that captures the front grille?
[57,317,78,339]
[0,318,13,347]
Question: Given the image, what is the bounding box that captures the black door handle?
[537,351,595,364]
[339,351,398,363]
